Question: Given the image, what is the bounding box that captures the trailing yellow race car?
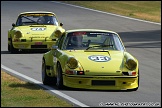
[8,11,65,53]
[42,29,139,91]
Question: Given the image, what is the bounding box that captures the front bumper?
[12,41,56,50]
[63,75,138,90]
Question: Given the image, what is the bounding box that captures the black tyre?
[8,44,10,52]
[56,63,64,89]
[42,58,56,85]
[10,39,18,54]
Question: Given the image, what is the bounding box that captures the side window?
[57,34,65,49]
[16,16,22,26]
[52,16,59,26]
[113,35,125,51]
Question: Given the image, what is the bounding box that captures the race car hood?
[64,50,124,75]
[15,25,63,39]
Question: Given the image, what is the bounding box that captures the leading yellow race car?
[42,29,139,91]
[8,11,65,53]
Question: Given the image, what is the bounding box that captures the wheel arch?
[42,51,55,77]
[43,51,54,66]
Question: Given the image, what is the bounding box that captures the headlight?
[126,59,137,70]
[53,27,65,38]
[14,31,22,38]
[54,29,62,38]
[67,57,78,69]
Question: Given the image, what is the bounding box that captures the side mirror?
[12,23,16,27]
[60,23,63,26]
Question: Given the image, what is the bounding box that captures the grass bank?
[1,71,73,107]
[61,1,161,23]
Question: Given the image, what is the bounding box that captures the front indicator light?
[132,72,136,76]
[128,71,136,76]
[65,70,75,75]
[77,71,84,75]
[65,70,84,75]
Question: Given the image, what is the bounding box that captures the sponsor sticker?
[31,28,46,31]
[88,55,110,62]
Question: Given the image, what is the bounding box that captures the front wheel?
[56,63,64,89]
[42,58,56,85]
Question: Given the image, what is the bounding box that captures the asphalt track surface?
[1,1,161,107]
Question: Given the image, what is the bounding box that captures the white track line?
[1,64,89,107]
[51,1,161,25]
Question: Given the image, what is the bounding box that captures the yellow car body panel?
[64,50,123,75]
[42,29,139,90]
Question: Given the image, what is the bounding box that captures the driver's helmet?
[43,16,51,24]
[37,16,45,24]
[71,36,83,46]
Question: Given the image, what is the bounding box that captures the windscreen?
[63,31,125,51]
[16,13,59,26]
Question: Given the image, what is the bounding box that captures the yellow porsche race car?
[8,11,65,53]
[42,29,139,91]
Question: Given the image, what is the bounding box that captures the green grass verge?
[61,1,161,23]
[1,71,73,107]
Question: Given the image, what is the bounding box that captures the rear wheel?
[56,63,64,89]
[42,58,56,85]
